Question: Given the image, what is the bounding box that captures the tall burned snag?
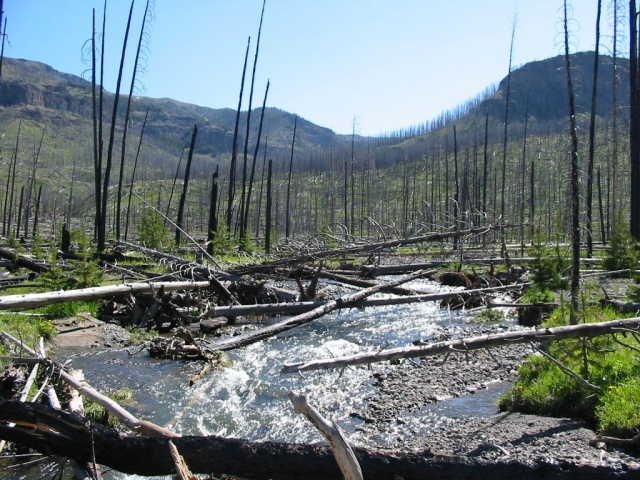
[265,159,273,253]
[630,0,640,240]
[285,115,297,239]
[175,124,198,246]
[207,166,219,256]
[564,0,581,324]
[227,37,251,232]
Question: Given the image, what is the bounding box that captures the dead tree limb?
[289,392,363,480]
[208,270,431,352]
[281,317,640,373]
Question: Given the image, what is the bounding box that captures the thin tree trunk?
[32,185,42,238]
[239,0,266,240]
[124,110,149,241]
[98,0,135,252]
[227,37,251,232]
[285,115,297,239]
[598,166,606,242]
[96,0,107,239]
[116,0,150,241]
[564,0,581,324]
[207,167,219,256]
[175,125,198,246]
[501,20,516,256]
[586,0,602,256]
[265,159,272,253]
[243,80,270,240]
[631,0,640,239]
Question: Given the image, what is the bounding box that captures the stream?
[2,278,517,479]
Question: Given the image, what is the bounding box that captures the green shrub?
[138,209,171,249]
[604,220,639,271]
[208,223,236,255]
[70,229,102,288]
[469,309,504,324]
[521,286,555,304]
[528,237,569,290]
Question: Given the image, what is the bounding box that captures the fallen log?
[0,280,211,311]
[0,401,631,480]
[281,317,640,373]
[232,226,496,274]
[0,247,50,273]
[206,283,526,319]
[602,299,640,314]
[207,270,430,352]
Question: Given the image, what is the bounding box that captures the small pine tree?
[138,209,171,249]
[209,222,235,255]
[604,220,639,271]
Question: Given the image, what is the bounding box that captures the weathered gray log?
[0,280,211,311]
[0,401,632,479]
[206,283,526,318]
[0,331,177,438]
[281,317,640,373]
[232,226,496,274]
[289,392,362,480]
[0,247,50,273]
[208,270,430,352]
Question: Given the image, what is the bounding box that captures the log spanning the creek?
[208,270,431,352]
[0,401,632,479]
[0,280,211,311]
[206,283,526,318]
[231,225,497,274]
[281,317,640,373]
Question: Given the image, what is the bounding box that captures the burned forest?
[1,1,640,479]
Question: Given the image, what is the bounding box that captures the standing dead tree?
[564,0,581,324]
[175,125,197,246]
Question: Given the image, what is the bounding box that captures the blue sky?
[7,1,611,135]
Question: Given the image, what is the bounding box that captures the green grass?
[500,305,640,437]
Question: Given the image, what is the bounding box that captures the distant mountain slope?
[0,57,344,176]
[480,51,629,123]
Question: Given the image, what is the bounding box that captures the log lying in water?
[208,270,430,352]
[0,401,631,480]
[0,280,211,311]
[206,283,526,318]
[281,317,640,373]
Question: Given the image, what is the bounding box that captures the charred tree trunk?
[207,167,219,256]
[226,37,251,232]
[265,159,272,253]
[32,185,42,238]
[124,110,149,241]
[116,0,150,241]
[175,125,198,246]
[98,0,135,252]
[564,0,581,324]
[586,0,602,256]
[285,115,297,239]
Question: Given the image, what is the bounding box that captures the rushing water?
[1,278,516,479]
